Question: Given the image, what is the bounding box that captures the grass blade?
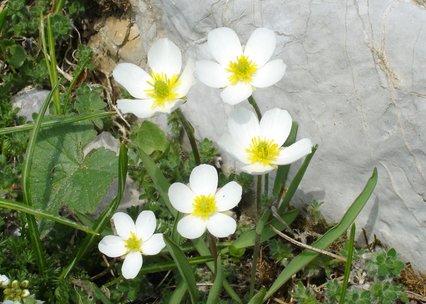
[165,236,198,304]
[339,223,356,304]
[206,256,224,304]
[168,280,187,304]
[273,122,298,197]
[0,112,115,136]
[60,143,128,279]
[22,86,58,272]
[0,198,98,235]
[46,15,61,114]
[265,168,378,301]
[278,145,318,213]
[248,287,266,304]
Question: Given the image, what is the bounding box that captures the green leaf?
[164,236,198,304]
[8,44,26,68]
[30,122,117,216]
[248,287,266,304]
[206,256,224,304]
[278,145,318,212]
[75,84,107,128]
[229,210,299,252]
[131,121,168,155]
[273,122,298,197]
[265,168,378,300]
[339,223,356,304]
[168,281,187,304]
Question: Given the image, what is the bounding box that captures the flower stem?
[248,95,262,120]
[175,108,201,165]
[208,234,218,278]
[249,175,263,297]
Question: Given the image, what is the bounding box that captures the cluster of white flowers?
[100,27,313,280]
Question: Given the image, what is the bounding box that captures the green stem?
[248,95,262,120]
[264,174,269,196]
[208,234,218,278]
[249,175,263,297]
[46,16,61,114]
[175,108,201,165]
[0,112,115,136]
[339,224,356,304]
[22,87,58,273]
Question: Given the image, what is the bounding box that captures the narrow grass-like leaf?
[278,145,318,213]
[248,287,266,304]
[138,149,177,217]
[228,210,298,252]
[0,198,98,235]
[206,256,224,304]
[0,7,8,33]
[140,256,213,274]
[46,15,61,114]
[265,168,378,300]
[192,239,242,303]
[339,223,356,304]
[0,112,115,136]
[168,280,187,304]
[273,122,298,197]
[22,86,57,272]
[60,143,128,279]
[165,236,198,304]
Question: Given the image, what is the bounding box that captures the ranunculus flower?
[220,107,312,175]
[168,164,242,239]
[98,211,165,279]
[113,38,194,118]
[196,27,286,105]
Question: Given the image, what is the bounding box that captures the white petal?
[260,108,292,147]
[135,211,156,241]
[113,63,150,99]
[112,212,135,239]
[228,107,260,149]
[195,60,229,88]
[206,213,236,238]
[215,181,242,211]
[155,99,184,114]
[208,27,242,66]
[219,133,247,163]
[244,28,276,67]
[121,251,143,279]
[168,182,195,213]
[241,163,276,175]
[148,38,182,76]
[220,83,253,105]
[176,59,195,97]
[177,215,207,239]
[98,235,126,258]
[276,138,313,165]
[251,60,286,88]
[141,233,165,255]
[117,99,157,118]
[189,164,218,196]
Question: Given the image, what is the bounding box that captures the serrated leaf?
[30,122,117,217]
[8,44,26,68]
[75,84,106,128]
[131,120,168,155]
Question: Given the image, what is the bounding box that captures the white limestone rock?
[128,0,426,272]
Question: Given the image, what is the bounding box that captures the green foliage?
[293,282,318,304]
[29,122,117,219]
[370,281,408,303]
[131,121,168,155]
[269,239,293,266]
[368,248,405,280]
[75,84,106,128]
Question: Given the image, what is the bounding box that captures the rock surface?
[125,0,426,272]
[12,88,50,121]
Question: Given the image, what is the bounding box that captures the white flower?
[196,27,286,105]
[220,107,313,175]
[98,211,165,279]
[168,164,242,239]
[0,274,9,287]
[113,38,194,118]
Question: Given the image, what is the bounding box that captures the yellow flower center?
[226,55,257,85]
[145,72,180,108]
[192,194,217,219]
[125,232,142,253]
[245,136,280,165]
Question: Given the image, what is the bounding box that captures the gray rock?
[11,88,50,121]
[127,0,426,272]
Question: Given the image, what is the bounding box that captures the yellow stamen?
[192,194,217,220]
[226,55,257,85]
[245,136,280,165]
[125,232,142,253]
[145,72,180,108]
